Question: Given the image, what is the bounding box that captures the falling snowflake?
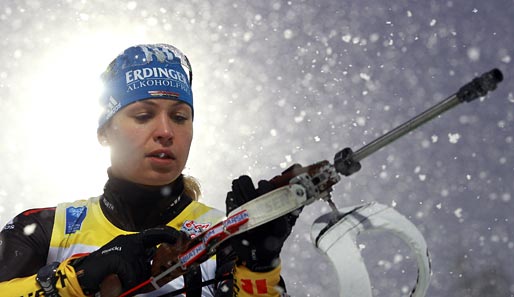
[283,29,294,39]
[467,47,480,61]
[448,133,461,144]
[23,223,37,236]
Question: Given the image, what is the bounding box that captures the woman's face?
[100,99,193,186]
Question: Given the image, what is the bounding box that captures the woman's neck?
[100,171,192,232]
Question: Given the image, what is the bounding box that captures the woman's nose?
[153,114,174,145]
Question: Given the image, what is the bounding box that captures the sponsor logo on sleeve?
[2,219,14,231]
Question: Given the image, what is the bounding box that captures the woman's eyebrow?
[139,100,158,107]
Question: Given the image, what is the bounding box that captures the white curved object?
[311,202,431,297]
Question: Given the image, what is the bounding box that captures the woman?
[0,44,298,296]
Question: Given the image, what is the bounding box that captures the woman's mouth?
[150,152,172,159]
[146,150,176,164]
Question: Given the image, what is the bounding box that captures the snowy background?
[0,0,513,296]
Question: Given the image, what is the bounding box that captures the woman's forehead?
[130,99,192,110]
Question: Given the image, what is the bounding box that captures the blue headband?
[98,44,193,128]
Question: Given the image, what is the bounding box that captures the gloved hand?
[226,175,302,272]
[71,226,184,295]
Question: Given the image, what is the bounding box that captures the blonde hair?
[183,175,202,201]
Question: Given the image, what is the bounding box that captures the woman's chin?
[137,171,180,186]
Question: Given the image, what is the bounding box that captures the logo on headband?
[148,91,180,98]
[140,45,178,65]
[124,66,191,95]
[105,96,121,119]
[125,67,188,84]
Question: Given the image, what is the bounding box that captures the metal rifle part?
[335,68,503,176]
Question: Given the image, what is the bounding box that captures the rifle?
[109,68,503,297]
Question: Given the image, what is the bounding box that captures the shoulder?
[0,206,57,261]
[1,198,97,237]
[0,207,57,280]
[2,207,56,234]
[54,197,95,209]
[52,197,99,219]
[187,200,224,221]
[174,200,224,238]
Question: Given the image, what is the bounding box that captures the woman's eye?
[172,113,189,123]
[134,113,153,122]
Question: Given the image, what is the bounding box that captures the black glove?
[71,226,183,295]
[226,175,302,272]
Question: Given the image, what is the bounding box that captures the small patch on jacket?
[65,206,87,234]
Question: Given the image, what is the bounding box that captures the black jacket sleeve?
[0,207,55,281]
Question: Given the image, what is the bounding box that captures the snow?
[23,223,37,236]
[448,132,461,144]
[1,0,513,296]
